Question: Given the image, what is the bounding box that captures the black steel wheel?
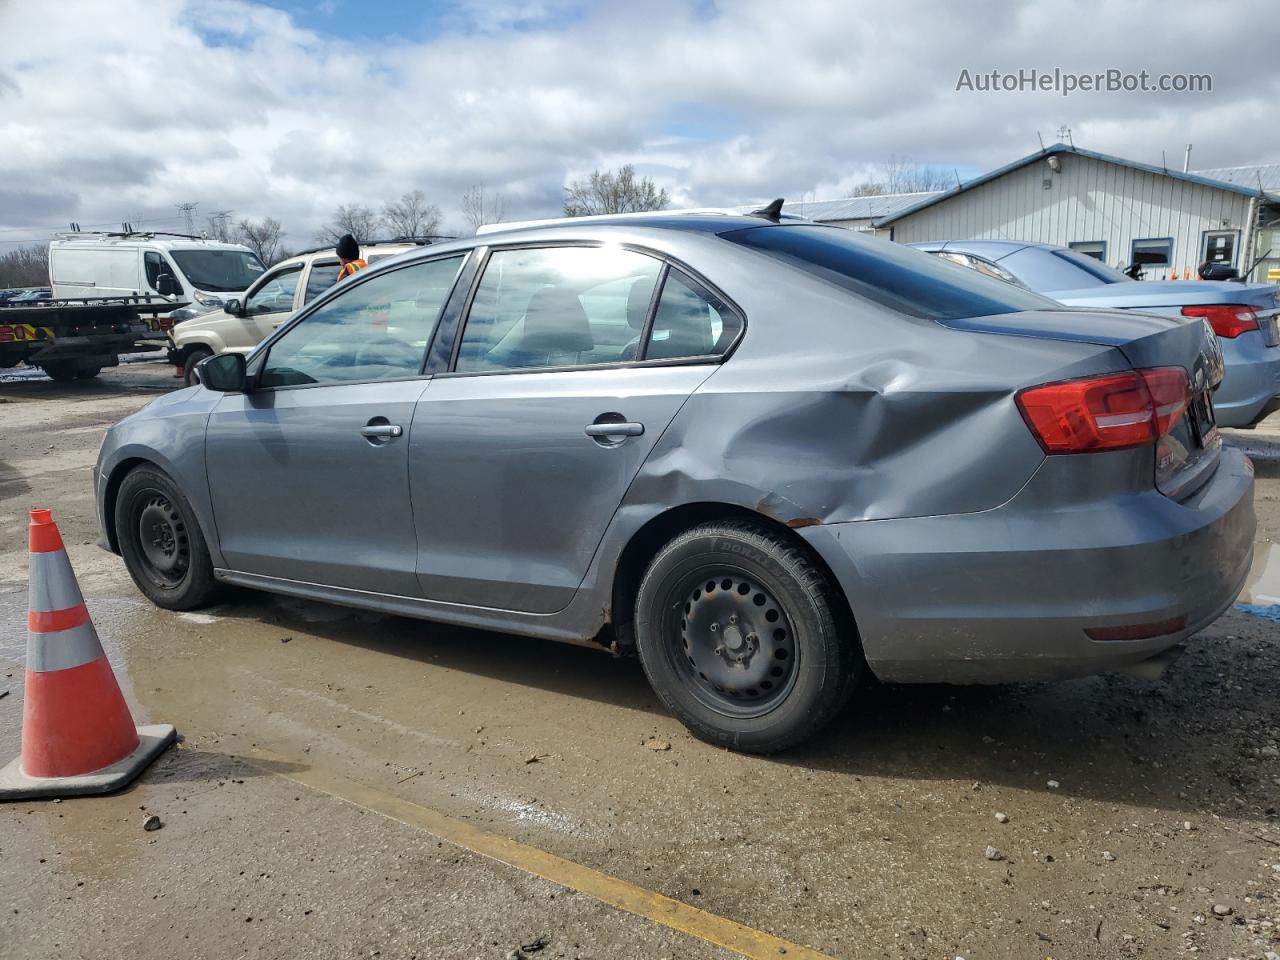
[674,571,799,718]
[115,465,220,610]
[635,519,863,753]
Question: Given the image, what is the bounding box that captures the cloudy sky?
[1,0,1277,250]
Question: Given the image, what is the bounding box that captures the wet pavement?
[1,365,1278,959]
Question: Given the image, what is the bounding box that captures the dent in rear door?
[409,365,714,613]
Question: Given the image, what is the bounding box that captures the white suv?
[171,242,420,384]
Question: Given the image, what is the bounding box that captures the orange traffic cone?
[0,509,175,800]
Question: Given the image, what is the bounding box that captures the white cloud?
[0,0,1276,249]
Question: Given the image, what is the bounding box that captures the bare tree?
[849,156,954,197]
[235,217,286,266]
[0,243,49,288]
[315,204,379,245]
[460,185,509,232]
[563,164,669,217]
[381,190,443,239]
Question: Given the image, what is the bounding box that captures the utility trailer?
[0,296,184,382]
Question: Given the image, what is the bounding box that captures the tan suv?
[171,242,420,384]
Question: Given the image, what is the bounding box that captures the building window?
[1068,240,1107,261]
[1130,238,1173,269]
[1201,230,1238,267]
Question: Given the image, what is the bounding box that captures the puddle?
[1236,540,1280,618]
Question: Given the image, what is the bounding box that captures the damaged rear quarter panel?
[622,264,1128,527]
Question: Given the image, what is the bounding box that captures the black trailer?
[0,296,184,382]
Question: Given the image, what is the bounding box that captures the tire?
[183,347,214,387]
[39,361,79,383]
[634,520,863,753]
[75,366,102,380]
[114,465,220,610]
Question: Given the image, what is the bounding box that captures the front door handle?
[584,422,644,438]
[360,423,403,439]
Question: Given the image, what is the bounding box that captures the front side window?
[144,251,178,290]
[260,256,464,388]
[455,246,662,372]
[1131,237,1173,268]
[244,266,302,315]
[646,269,741,359]
[723,225,1057,321]
[303,259,341,304]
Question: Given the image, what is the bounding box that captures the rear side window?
[722,225,1056,320]
[646,269,741,359]
[455,246,662,372]
[303,259,340,303]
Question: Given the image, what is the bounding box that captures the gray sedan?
[911,240,1280,427]
[95,214,1254,752]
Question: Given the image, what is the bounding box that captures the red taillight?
[1016,367,1190,454]
[1181,304,1258,338]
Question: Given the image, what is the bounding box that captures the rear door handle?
[584,422,644,438]
[360,424,403,439]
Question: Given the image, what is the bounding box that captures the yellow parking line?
[243,748,837,960]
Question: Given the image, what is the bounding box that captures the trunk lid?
[1050,280,1280,313]
[938,308,1224,499]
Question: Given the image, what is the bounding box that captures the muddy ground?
[0,363,1277,960]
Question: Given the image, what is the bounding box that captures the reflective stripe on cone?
[17,508,142,780]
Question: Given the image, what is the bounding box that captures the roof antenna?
[1037,131,1046,153]
[953,168,962,189]
[747,198,784,222]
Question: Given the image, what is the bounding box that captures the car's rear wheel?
[115,465,220,610]
[634,519,862,753]
[183,347,214,387]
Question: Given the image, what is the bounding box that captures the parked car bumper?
[805,447,1255,683]
[1212,329,1280,427]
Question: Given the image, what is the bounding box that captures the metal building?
[875,143,1280,282]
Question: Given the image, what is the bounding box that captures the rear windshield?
[997,245,1131,291]
[171,250,266,293]
[721,225,1058,320]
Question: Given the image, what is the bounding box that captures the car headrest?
[626,276,655,330]
[519,286,593,353]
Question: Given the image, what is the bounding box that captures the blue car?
[911,241,1280,427]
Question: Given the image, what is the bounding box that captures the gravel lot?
[1,363,1278,959]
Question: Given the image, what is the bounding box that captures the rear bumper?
[1214,331,1280,427]
[805,447,1256,683]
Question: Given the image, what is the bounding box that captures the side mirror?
[224,298,243,317]
[199,352,248,393]
[156,274,179,297]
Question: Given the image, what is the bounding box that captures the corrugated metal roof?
[1193,163,1280,193]
[878,143,1275,227]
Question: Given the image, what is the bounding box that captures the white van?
[48,233,266,314]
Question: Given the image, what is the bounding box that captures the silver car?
[95,214,1255,752]
[911,240,1280,427]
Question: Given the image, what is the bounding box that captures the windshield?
[170,250,266,293]
[723,225,1058,320]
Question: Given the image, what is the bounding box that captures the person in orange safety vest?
[335,234,368,282]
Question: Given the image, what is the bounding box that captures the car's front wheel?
[634,519,862,753]
[183,347,214,387]
[115,465,220,610]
